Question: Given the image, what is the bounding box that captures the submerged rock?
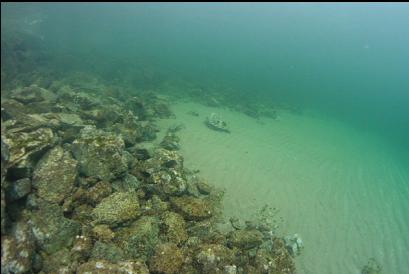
[170,196,213,221]
[3,127,56,167]
[92,191,140,227]
[77,260,149,274]
[1,221,35,274]
[29,202,81,254]
[32,146,78,204]
[10,84,56,104]
[6,178,31,202]
[72,126,128,181]
[117,216,160,260]
[205,113,230,133]
[148,243,184,274]
[161,211,188,244]
[283,233,303,257]
[228,229,264,250]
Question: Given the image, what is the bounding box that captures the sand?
[157,101,409,274]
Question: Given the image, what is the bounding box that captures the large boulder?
[32,146,78,204]
[72,126,128,181]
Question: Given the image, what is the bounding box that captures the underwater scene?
[1,3,409,274]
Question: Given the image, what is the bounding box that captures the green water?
[2,3,409,273]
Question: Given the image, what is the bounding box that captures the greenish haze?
[2,3,408,150]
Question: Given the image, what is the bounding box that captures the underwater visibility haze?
[1,3,409,274]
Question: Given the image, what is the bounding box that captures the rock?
[283,233,303,257]
[40,248,73,273]
[90,241,125,263]
[361,258,382,274]
[228,229,264,250]
[6,178,31,201]
[148,243,184,274]
[1,221,35,274]
[170,196,213,221]
[71,235,93,261]
[195,244,235,273]
[3,127,56,167]
[117,216,160,260]
[161,211,188,245]
[92,192,140,227]
[32,146,78,204]
[10,84,56,104]
[71,126,128,181]
[1,137,10,232]
[205,113,230,133]
[29,201,81,254]
[112,173,141,192]
[92,225,115,242]
[77,260,149,274]
[160,132,180,150]
[72,180,112,206]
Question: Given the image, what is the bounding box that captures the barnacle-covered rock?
[72,181,112,206]
[29,202,81,254]
[77,259,149,274]
[1,221,35,274]
[3,127,56,167]
[195,244,235,273]
[170,196,213,221]
[6,177,31,201]
[161,211,188,244]
[32,146,78,204]
[72,126,127,181]
[10,84,56,104]
[92,192,140,227]
[228,229,263,250]
[117,216,160,260]
[148,243,184,274]
[90,241,125,263]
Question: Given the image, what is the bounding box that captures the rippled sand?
[158,101,409,274]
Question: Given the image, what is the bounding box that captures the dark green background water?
[2,3,409,155]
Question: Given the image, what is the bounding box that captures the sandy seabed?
[157,101,409,274]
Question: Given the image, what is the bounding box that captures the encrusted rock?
[77,259,149,274]
[170,196,213,221]
[3,127,56,167]
[92,191,140,227]
[148,243,184,274]
[29,202,81,254]
[1,221,35,274]
[32,146,78,204]
[73,180,112,206]
[6,178,31,201]
[195,244,235,273]
[10,84,56,104]
[72,126,128,181]
[90,241,125,263]
[117,216,160,260]
[161,211,188,244]
[228,229,264,250]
